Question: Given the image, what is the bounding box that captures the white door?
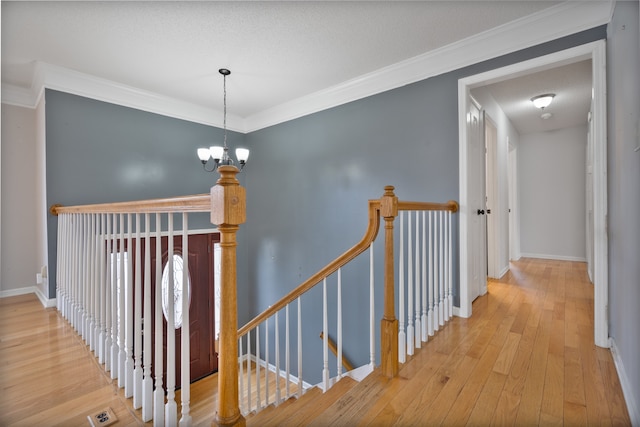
[485,117,498,278]
[467,95,487,301]
[586,110,594,282]
[508,143,520,261]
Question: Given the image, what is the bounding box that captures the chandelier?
[197,69,249,172]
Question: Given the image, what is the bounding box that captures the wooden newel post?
[380,185,399,378]
[210,165,246,427]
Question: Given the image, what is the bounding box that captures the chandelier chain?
[223,73,228,149]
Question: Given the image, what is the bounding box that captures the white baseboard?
[0,285,37,298]
[35,287,57,308]
[0,286,56,308]
[520,252,587,262]
[610,338,640,426]
[240,354,314,391]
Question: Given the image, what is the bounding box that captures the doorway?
[148,233,219,387]
[122,232,220,388]
[457,40,608,348]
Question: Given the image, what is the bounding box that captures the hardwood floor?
[0,258,632,426]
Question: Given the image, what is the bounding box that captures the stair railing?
[52,175,458,426]
[50,165,245,427]
[52,194,211,426]
[235,186,458,417]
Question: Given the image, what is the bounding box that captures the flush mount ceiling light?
[197,69,249,172]
[530,93,555,110]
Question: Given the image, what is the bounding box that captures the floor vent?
[87,407,118,427]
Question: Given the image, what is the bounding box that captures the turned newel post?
[210,165,246,427]
[380,185,399,378]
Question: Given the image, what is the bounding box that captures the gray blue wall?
[45,27,607,384]
[607,1,640,420]
[44,90,249,301]
[243,27,606,381]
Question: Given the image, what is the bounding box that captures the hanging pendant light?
[197,69,250,172]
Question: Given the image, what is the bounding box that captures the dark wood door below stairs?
[146,233,218,388]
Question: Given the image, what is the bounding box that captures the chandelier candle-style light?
[197,69,249,172]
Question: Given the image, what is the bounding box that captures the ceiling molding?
[1,1,613,134]
[1,83,39,108]
[244,1,613,132]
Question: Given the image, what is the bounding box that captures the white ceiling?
[474,59,593,134]
[1,1,603,134]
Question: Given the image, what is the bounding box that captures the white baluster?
[124,214,133,397]
[442,210,449,321]
[256,324,261,409]
[95,214,103,354]
[322,278,330,390]
[98,214,106,364]
[69,214,80,331]
[448,211,454,319]
[398,211,406,363]
[56,214,63,313]
[72,213,79,329]
[180,212,191,426]
[428,211,435,336]
[104,214,113,371]
[275,310,281,405]
[337,269,343,377]
[88,214,98,354]
[56,214,64,314]
[439,211,445,327]
[421,211,428,343]
[297,298,303,398]
[118,213,127,389]
[110,213,119,378]
[433,211,440,333]
[246,331,252,413]
[142,213,153,422]
[265,317,269,406]
[369,243,375,367]
[166,213,177,424]
[133,214,143,407]
[153,213,165,426]
[285,305,290,398]
[407,211,414,356]
[84,214,91,346]
[414,211,421,350]
[239,337,245,414]
[71,214,77,323]
[78,214,91,343]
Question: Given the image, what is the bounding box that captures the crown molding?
[244,0,613,132]
[1,1,613,133]
[1,83,40,108]
[3,62,244,132]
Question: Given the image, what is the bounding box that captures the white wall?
[470,87,521,276]
[1,103,38,296]
[519,125,587,260]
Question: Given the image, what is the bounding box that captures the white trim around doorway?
[456,40,608,348]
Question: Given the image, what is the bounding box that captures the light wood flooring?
[0,258,632,426]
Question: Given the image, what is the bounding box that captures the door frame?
[456,40,608,348]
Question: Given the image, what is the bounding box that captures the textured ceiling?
[1,1,593,132]
[475,60,592,134]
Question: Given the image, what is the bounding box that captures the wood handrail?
[237,199,382,337]
[49,193,212,215]
[398,199,459,213]
[319,332,354,372]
